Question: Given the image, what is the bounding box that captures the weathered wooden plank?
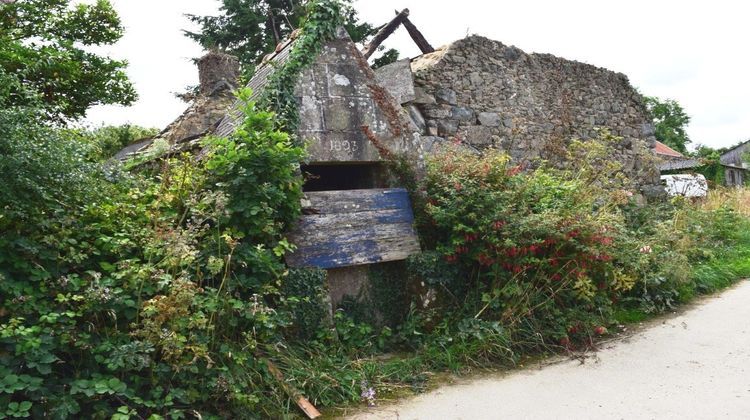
[289,221,415,248]
[286,234,421,269]
[291,208,413,233]
[286,188,421,269]
[302,188,411,214]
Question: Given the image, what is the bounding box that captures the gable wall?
[409,36,662,195]
[295,28,417,164]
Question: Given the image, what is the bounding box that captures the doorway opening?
[301,163,386,192]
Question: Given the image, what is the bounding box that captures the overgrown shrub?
[414,135,637,347]
[0,89,310,417]
[70,125,159,162]
[3,1,750,417]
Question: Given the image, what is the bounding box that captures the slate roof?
[113,137,155,160]
[213,37,296,137]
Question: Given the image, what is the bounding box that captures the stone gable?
[403,35,661,195]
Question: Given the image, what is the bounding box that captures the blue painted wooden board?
[285,188,421,269]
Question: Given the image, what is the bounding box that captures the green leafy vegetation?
[256,0,345,132]
[0,90,310,417]
[644,96,691,154]
[3,1,750,418]
[0,0,136,120]
[71,125,159,162]
[185,0,396,76]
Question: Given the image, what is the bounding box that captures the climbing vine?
[258,0,345,134]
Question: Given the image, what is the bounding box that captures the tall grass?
[690,189,750,293]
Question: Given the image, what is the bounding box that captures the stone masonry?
[402,35,661,195]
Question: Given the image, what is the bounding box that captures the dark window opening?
[302,163,386,192]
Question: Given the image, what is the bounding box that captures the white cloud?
[85,0,750,149]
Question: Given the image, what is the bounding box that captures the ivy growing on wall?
[258,0,345,134]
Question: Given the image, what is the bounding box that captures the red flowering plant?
[418,136,639,348]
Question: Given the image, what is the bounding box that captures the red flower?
[492,220,506,230]
[454,182,463,192]
[599,236,614,246]
[477,253,494,266]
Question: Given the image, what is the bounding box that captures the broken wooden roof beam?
[361,8,435,59]
[400,10,434,55]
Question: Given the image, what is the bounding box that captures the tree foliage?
[185,0,395,74]
[0,0,136,120]
[644,96,691,154]
[68,124,158,161]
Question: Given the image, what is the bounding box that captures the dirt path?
[349,280,750,420]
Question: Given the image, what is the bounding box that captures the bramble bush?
[404,132,750,357]
[413,133,640,348]
[0,90,313,418]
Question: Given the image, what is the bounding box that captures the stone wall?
[406,35,661,194]
[294,28,419,164]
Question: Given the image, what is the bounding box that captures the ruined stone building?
[119,23,663,304]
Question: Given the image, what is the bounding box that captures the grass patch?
[612,308,649,324]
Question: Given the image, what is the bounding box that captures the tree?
[185,0,396,74]
[643,96,691,154]
[0,0,136,120]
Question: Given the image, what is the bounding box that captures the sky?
[85,0,750,150]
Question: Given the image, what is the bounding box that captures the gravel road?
[349,280,750,420]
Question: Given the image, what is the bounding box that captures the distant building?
[654,141,685,160]
[720,140,750,187]
[654,141,703,173]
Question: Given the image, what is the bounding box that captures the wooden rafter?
[361,8,435,59]
[401,12,434,54]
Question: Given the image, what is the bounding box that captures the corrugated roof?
[657,158,702,172]
[654,141,684,158]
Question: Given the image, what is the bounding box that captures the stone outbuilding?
[119,24,666,306]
